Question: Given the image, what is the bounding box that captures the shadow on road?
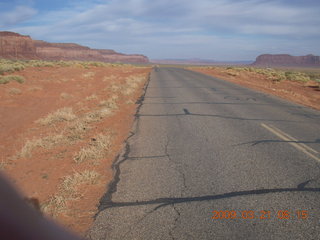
[137,113,297,123]
[98,181,320,212]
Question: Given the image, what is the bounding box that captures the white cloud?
[0,5,37,27]
[4,0,320,59]
[189,0,320,36]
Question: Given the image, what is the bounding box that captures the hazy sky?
[1,0,319,60]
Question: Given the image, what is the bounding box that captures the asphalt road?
[88,67,320,240]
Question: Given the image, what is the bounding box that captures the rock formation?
[0,32,37,59]
[0,31,149,63]
[253,54,320,67]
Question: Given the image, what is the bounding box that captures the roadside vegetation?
[0,75,25,84]
[191,65,319,110]
[218,66,320,87]
[0,58,151,234]
[0,58,131,74]
[42,170,101,217]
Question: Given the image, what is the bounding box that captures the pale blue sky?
[0,0,319,60]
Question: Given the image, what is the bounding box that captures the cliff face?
[34,40,105,62]
[99,52,149,63]
[253,54,320,67]
[0,32,37,59]
[0,31,149,63]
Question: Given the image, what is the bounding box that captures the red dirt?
[190,67,320,111]
[0,64,151,235]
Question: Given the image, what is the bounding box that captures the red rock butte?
[0,31,149,63]
[253,54,320,67]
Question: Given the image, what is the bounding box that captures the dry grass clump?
[41,195,67,217]
[67,120,90,141]
[19,134,65,158]
[62,170,101,193]
[82,72,95,78]
[7,88,22,95]
[85,94,98,101]
[121,87,135,96]
[120,74,146,96]
[42,170,100,217]
[0,161,7,170]
[103,75,117,82]
[60,92,73,100]
[36,107,76,125]
[84,111,106,123]
[0,75,25,84]
[109,83,122,92]
[73,133,112,164]
[98,95,118,109]
[99,108,113,116]
[28,86,43,92]
[84,107,114,123]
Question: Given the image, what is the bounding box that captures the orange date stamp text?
[211,210,308,220]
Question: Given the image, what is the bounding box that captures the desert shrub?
[243,68,286,82]
[285,72,310,82]
[0,60,26,74]
[56,61,72,67]
[306,72,320,82]
[28,60,55,67]
[267,71,286,82]
[87,61,107,67]
[0,64,14,75]
[0,75,25,84]
[7,88,22,95]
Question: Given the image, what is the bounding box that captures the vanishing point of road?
[88,67,320,240]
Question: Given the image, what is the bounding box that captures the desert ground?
[190,66,320,110]
[0,60,151,234]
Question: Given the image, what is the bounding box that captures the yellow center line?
[261,123,320,162]
[268,124,319,154]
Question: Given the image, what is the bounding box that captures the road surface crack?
[168,204,181,240]
[165,136,187,196]
[96,72,151,213]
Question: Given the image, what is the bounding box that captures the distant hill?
[252,54,320,67]
[0,31,149,63]
[151,59,253,66]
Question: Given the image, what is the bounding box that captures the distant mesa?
[151,58,253,65]
[0,31,149,63]
[252,54,320,67]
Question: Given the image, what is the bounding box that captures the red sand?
[0,64,151,235]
